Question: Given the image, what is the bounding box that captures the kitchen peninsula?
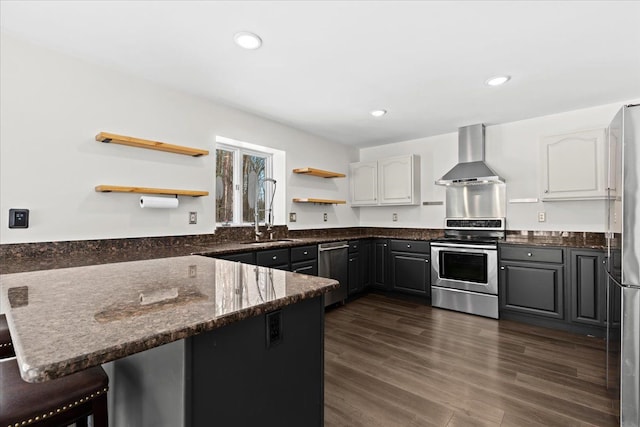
[0,255,338,427]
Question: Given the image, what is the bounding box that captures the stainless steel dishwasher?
[318,241,349,307]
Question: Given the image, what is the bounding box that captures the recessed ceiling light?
[485,75,511,86]
[370,109,387,117]
[234,32,262,50]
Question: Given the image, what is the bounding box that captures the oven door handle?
[431,242,497,250]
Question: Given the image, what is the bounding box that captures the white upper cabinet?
[350,161,378,206]
[540,128,608,201]
[350,155,420,206]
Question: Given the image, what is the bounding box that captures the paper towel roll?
[140,196,179,209]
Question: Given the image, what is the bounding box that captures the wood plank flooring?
[324,293,619,427]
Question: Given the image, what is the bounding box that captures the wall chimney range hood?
[435,124,505,186]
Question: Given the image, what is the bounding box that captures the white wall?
[358,100,639,232]
[0,34,359,244]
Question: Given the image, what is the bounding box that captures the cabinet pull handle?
[383,244,387,247]
[407,244,411,248]
[349,258,354,262]
[272,256,277,260]
[303,251,308,255]
[425,259,429,263]
[527,252,532,257]
[500,266,505,270]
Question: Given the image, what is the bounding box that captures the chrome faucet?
[254,178,277,241]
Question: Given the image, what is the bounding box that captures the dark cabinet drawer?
[256,248,290,268]
[390,239,430,254]
[292,260,318,276]
[291,245,317,262]
[500,245,563,263]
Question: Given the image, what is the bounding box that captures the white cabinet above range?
[350,154,420,206]
[540,128,608,201]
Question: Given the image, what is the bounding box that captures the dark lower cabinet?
[360,240,372,290]
[499,244,608,336]
[500,261,564,319]
[347,239,371,295]
[291,245,318,276]
[348,252,361,295]
[569,249,606,327]
[372,239,390,290]
[390,251,430,296]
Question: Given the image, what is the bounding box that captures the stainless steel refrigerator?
[606,103,640,427]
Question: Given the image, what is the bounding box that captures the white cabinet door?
[350,161,378,206]
[378,155,420,205]
[540,128,607,200]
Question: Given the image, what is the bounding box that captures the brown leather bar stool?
[0,314,15,359]
[0,358,109,427]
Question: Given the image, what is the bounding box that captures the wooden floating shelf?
[95,185,209,197]
[292,168,346,178]
[292,198,346,205]
[96,132,209,157]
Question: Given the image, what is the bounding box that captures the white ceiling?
[2,1,640,148]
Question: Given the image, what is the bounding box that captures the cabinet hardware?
[527,252,532,257]
[407,244,411,248]
[500,266,505,270]
[303,251,308,255]
[272,256,277,260]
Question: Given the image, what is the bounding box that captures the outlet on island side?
[538,211,546,222]
[266,310,282,349]
[289,212,297,222]
[392,213,398,222]
[323,213,328,222]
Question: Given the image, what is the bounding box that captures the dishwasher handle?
[318,242,349,251]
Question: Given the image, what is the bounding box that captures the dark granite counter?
[0,227,606,274]
[0,256,338,382]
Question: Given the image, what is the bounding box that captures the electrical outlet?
[538,212,546,222]
[323,213,328,222]
[189,211,197,224]
[266,310,282,348]
[289,212,297,222]
[188,265,197,278]
[392,213,398,222]
[9,209,29,228]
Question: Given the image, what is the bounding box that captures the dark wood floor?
[324,293,619,427]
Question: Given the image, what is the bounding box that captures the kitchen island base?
[105,295,324,427]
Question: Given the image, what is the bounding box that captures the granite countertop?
[0,255,338,383]
[0,230,606,275]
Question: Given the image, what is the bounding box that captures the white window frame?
[215,137,279,227]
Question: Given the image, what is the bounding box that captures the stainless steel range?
[430,218,505,319]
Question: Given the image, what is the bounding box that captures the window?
[215,142,273,226]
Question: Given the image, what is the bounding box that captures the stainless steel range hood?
[435,124,504,186]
